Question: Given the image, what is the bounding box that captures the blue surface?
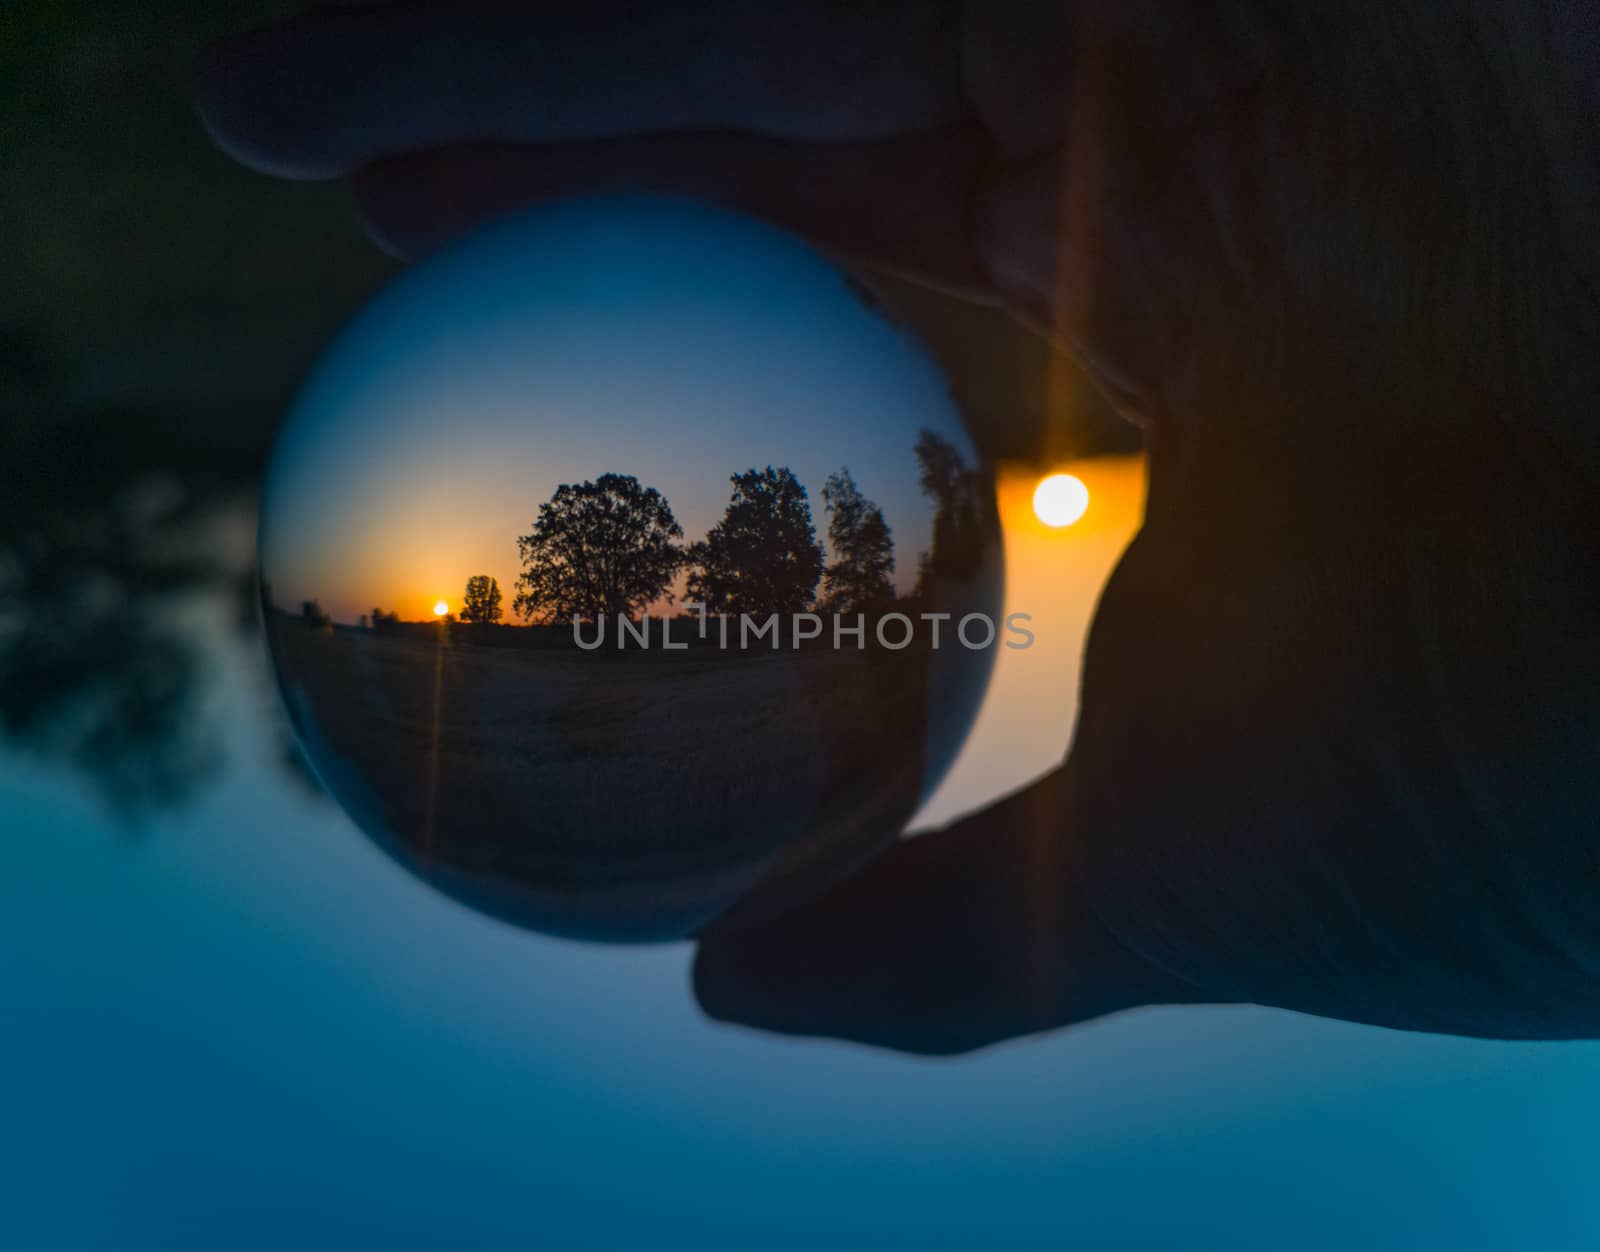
[2,610,1598,1251]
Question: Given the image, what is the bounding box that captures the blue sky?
[262,198,975,623]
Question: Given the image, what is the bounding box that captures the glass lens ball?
[260,197,1002,941]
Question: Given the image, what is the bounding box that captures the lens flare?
[1032,473,1090,528]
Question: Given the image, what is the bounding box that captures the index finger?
[195,0,968,178]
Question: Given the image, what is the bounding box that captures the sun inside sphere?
[1033,472,1091,527]
[259,196,1003,943]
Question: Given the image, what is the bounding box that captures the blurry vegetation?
[0,337,233,812]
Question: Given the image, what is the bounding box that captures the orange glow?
[912,455,1147,830]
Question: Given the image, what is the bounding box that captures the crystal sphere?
[260,197,1002,941]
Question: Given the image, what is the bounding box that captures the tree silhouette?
[913,429,993,590]
[688,466,824,616]
[819,467,895,613]
[461,574,503,625]
[514,473,684,622]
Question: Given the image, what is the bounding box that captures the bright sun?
[433,599,449,617]
[1032,472,1090,528]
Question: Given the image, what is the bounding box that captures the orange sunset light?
[914,455,1145,829]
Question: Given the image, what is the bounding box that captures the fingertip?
[688,939,752,1029]
[691,920,1000,1057]
[689,839,996,1055]
[193,25,350,179]
[690,904,852,1044]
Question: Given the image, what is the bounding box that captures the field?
[267,617,942,939]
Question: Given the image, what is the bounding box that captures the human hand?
[198,1,1600,1051]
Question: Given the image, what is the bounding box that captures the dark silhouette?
[514,473,684,623]
[819,468,895,614]
[461,575,503,625]
[912,430,994,592]
[190,0,1600,1062]
[369,607,399,635]
[688,466,825,617]
[300,599,330,628]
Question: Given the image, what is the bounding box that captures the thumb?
[692,769,1215,1056]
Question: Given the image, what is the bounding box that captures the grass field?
[267,616,944,938]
